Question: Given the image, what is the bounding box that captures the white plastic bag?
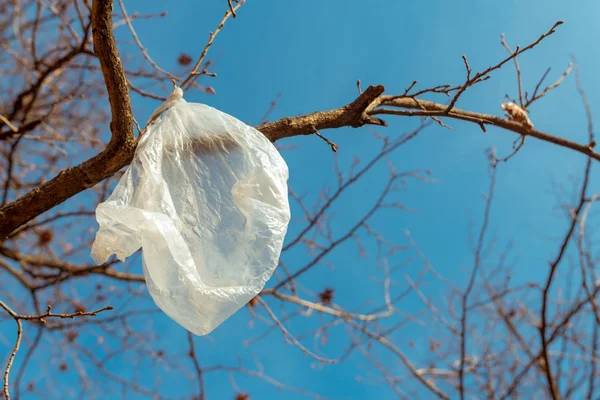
[91,88,290,335]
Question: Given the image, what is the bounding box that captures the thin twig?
[117,0,174,79]
[539,57,594,400]
[227,0,237,17]
[314,129,338,152]
[500,33,524,107]
[446,21,563,113]
[180,1,245,88]
[459,159,497,400]
[256,297,339,364]
[187,332,205,400]
[0,115,17,132]
[0,299,113,400]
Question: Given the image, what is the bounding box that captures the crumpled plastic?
[91,89,290,335]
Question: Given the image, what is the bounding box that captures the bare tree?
[0,1,598,399]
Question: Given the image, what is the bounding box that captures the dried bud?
[178,53,193,66]
[247,296,258,308]
[319,288,334,305]
[502,102,533,131]
[37,229,54,246]
[66,330,79,343]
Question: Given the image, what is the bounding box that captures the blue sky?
[5,0,600,398]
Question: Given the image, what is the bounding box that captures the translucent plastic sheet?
[91,92,290,335]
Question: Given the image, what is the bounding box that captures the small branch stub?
[314,129,338,152]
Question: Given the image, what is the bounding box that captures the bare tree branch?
[0,0,135,239]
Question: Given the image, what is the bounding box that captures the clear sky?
[8,0,600,398]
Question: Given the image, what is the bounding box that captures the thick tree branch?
[0,0,135,240]
[256,85,386,141]
[92,0,134,138]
